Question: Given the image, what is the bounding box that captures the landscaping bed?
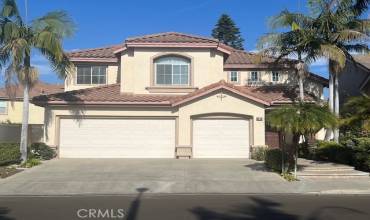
[0,166,22,178]
[0,142,56,178]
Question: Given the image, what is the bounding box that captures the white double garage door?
[59,117,250,158]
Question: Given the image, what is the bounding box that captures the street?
[1,194,370,220]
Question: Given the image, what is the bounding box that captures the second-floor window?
[0,101,7,114]
[272,71,279,82]
[229,71,239,83]
[76,66,107,85]
[250,71,260,81]
[155,56,190,86]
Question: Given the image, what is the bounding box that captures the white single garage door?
[193,118,250,158]
[59,118,176,158]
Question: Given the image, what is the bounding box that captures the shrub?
[264,148,292,172]
[28,143,55,160]
[251,146,266,161]
[0,143,21,166]
[352,138,370,172]
[20,158,41,168]
[315,141,353,164]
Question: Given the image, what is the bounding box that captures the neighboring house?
[32,32,328,158]
[339,54,370,103]
[0,82,64,143]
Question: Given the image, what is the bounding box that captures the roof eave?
[69,58,118,63]
[171,85,270,107]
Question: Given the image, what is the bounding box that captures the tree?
[212,14,244,50]
[267,102,337,178]
[260,0,370,143]
[258,10,314,101]
[342,95,370,134]
[304,0,369,143]
[0,0,75,161]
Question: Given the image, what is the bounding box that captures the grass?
[20,158,41,168]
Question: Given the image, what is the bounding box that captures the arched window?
[155,56,190,86]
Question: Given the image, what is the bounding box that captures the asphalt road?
[1,194,370,220]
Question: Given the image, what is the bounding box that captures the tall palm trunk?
[297,53,305,101]
[333,73,340,142]
[20,82,29,162]
[292,133,300,179]
[325,61,335,141]
[20,55,31,162]
[299,77,304,101]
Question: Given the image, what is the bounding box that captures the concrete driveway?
[0,159,293,195]
[0,159,369,195]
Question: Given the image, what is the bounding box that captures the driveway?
[0,159,369,195]
[0,159,290,195]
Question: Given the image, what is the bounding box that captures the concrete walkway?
[0,159,369,195]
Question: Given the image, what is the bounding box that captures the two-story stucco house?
[0,82,64,143]
[33,32,328,158]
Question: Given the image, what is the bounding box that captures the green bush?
[264,148,292,172]
[20,158,41,168]
[251,146,266,161]
[0,143,21,166]
[28,143,55,160]
[315,141,353,164]
[352,138,370,171]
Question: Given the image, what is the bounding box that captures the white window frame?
[155,57,190,86]
[229,71,239,83]
[0,101,8,115]
[249,71,260,82]
[272,71,280,82]
[76,66,107,85]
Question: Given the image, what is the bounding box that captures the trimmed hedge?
[0,143,21,166]
[29,143,56,160]
[265,148,282,171]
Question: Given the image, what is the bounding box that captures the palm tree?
[304,0,369,142]
[267,102,337,178]
[0,0,75,161]
[260,0,369,143]
[258,10,314,101]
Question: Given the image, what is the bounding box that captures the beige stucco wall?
[120,48,225,93]
[64,64,119,91]
[44,90,265,150]
[0,101,44,124]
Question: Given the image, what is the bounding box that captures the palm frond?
[319,44,347,69]
[31,11,76,39]
[336,29,369,42]
[1,0,22,24]
[269,10,313,30]
[267,102,337,135]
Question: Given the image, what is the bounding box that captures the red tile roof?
[32,84,181,105]
[0,81,64,100]
[125,32,220,44]
[65,32,328,86]
[32,81,316,107]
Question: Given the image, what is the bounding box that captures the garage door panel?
[59,118,175,158]
[193,119,250,158]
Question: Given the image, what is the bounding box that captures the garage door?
[193,118,250,158]
[59,118,176,158]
